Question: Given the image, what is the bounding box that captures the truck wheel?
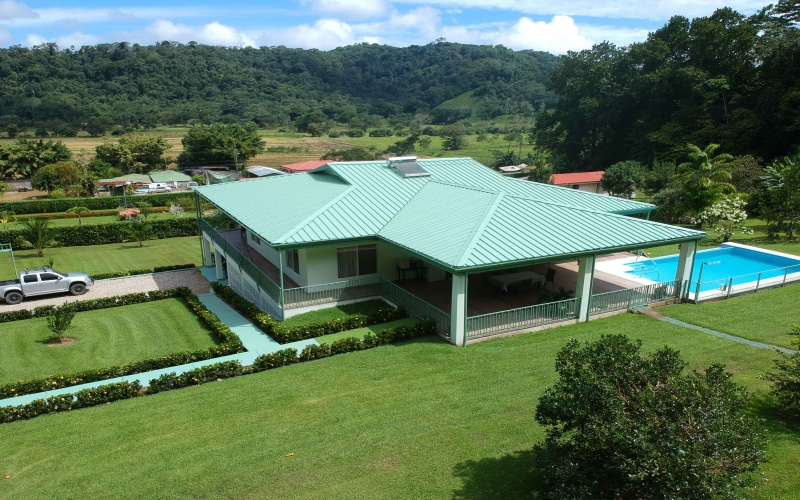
[69,283,87,296]
[5,291,23,304]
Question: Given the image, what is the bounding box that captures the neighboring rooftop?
[197,158,705,273]
[99,171,191,186]
[281,160,329,173]
[552,171,605,185]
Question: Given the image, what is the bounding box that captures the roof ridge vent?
[388,156,430,178]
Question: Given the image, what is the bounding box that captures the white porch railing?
[590,280,680,314]
[284,276,382,309]
[379,279,451,335]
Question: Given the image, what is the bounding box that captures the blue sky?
[0,0,769,54]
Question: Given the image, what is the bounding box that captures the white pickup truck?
[0,267,94,305]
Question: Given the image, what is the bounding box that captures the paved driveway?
[0,269,211,312]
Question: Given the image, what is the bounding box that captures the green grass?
[0,299,219,384]
[657,283,800,349]
[13,213,183,228]
[0,290,797,498]
[314,318,420,344]
[281,299,391,328]
[0,236,202,280]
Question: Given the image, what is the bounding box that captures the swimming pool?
[623,244,800,293]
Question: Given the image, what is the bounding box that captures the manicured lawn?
[657,283,800,349]
[645,218,800,258]
[282,299,392,328]
[0,236,202,280]
[314,318,420,344]
[0,299,220,384]
[0,299,796,498]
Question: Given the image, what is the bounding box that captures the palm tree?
[128,219,152,247]
[16,219,57,257]
[65,206,90,226]
[676,143,736,217]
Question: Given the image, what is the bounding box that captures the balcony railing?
[284,276,381,309]
[379,279,451,336]
[689,263,800,302]
[199,218,281,304]
[466,298,579,340]
[590,280,680,314]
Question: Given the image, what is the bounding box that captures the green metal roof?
[100,173,152,184]
[196,158,706,272]
[148,170,192,182]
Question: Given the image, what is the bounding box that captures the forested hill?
[0,41,559,132]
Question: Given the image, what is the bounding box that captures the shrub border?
[92,263,196,280]
[0,287,244,399]
[210,282,409,343]
[0,319,435,424]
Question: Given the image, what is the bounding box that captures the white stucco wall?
[245,230,306,286]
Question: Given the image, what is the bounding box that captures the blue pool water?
[624,245,800,292]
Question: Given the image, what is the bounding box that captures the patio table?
[489,271,545,292]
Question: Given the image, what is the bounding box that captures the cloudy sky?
[0,0,769,54]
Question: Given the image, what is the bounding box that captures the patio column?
[202,236,213,267]
[215,245,226,280]
[575,255,596,322]
[450,273,468,346]
[675,240,697,299]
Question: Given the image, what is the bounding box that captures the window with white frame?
[286,249,299,274]
[337,244,377,278]
[249,232,261,245]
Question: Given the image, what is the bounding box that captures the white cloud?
[386,7,442,39]
[143,20,256,47]
[0,0,36,20]
[578,23,652,47]
[395,0,767,22]
[300,0,389,20]
[0,26,12,45]
[492,15,592,53]
[266,18,359,50]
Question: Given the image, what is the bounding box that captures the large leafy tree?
[601,160,643,197]
[95,134,171,174]
[177,123,264,170]
[753,152,800,238]
[0,139,71,178]
[533,335,766,499]
[31,161,79,194]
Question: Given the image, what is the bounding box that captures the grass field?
[0,299,219,384]
[11,212,183,228]
[657,283,800,349]
[0,236,201,280]
[314,317,420,344]
[282,299,392,328]
[0,289,797,498]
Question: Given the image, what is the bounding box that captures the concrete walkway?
[641,308,798,355]
[0,291,318,408]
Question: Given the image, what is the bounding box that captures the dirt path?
[0,269,210,312]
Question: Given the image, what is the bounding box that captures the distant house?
[281,160,329,173]
[99,171,192,189]
[551,171,607,195]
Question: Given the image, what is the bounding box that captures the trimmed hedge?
[92,263,196,280]
[0,381,142,424]
[0,217,198,247]
[145,361,244,394]
[0,320,436,424]
[0,288,244,399]
[17,207,171,220]
[0,192,186,215]
[211,282,409,343]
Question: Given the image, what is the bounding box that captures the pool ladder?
[636,250,660,280]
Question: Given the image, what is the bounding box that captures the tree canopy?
[177,123,264,169]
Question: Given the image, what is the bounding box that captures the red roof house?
[551,171,607,195]
[280,160,329,173]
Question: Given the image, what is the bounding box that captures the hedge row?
[0,320,436,424]
[211,282,409,343]
[92,263,196,280]
[0,217,198,247]
[0,288,244,399]
[0,192,187,214]
[17,207,171,220]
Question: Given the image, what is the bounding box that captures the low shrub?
[210,282,409,343]
[0,381,142,424]
[0,218,198,248]
[0,192,185,215]
[145,361,243,394]
[250,349,299,372]
[93,263,196,280]
[0,288,243,399]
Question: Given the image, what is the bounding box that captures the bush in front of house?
[209,282,409,343]
[145,361,244,394]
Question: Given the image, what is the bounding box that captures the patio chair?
[544,268,556,289]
